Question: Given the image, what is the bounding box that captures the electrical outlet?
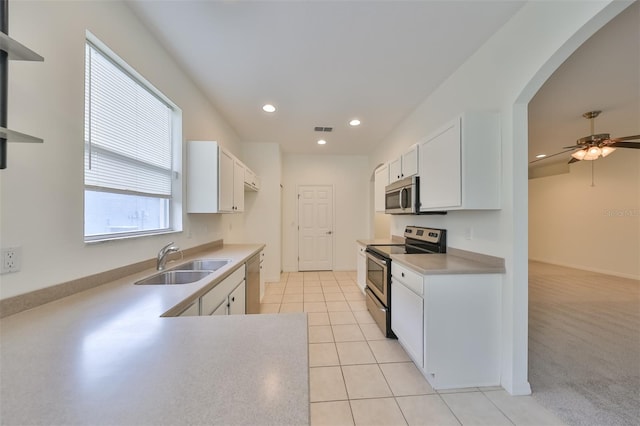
[1,247,22,274]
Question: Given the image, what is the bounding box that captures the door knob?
[326,231,333,235]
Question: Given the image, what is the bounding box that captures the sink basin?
[135,270,212,285]
[169,259,231,272]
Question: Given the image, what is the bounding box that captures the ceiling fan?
[530,110,640,164]
[565,111,640,163]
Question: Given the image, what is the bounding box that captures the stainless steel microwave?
[385,176,419,214]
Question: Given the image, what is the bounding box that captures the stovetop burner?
[366,226,446,260]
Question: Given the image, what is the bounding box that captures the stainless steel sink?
[168,259,231,272]
[134,270,212,285]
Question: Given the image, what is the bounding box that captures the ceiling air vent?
[314,126,333,132]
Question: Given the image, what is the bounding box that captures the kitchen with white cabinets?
[2,0,628,425]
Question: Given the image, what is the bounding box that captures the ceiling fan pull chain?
[591,160,595,187]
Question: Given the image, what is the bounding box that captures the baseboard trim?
[528,257,639,281]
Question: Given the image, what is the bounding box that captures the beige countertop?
[0,244,309,425]
[391,247,506,275]
[356,237,404,246]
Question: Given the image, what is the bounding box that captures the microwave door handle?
[399,187,406,209]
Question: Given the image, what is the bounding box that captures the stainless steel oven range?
[365,226,446,338]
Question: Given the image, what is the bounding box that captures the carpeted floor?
[528,261,640,426]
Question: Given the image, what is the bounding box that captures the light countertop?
[356,237,404,246]
[0,244,309,425]
[391,248,506,275]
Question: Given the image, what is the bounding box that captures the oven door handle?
[366,252,387,268]
[367,289,388,313]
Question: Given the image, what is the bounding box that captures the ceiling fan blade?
[529,148,576,164]
[568,157,580,164]
[609,141,640,149]
[609,135,640,142]
[562,144,584,149]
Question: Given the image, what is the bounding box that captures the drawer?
[391,262,423,296]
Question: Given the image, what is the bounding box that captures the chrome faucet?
[157,242,180,271]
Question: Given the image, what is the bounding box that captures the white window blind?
[84,42,173,197]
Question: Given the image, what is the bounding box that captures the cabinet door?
[419,118,461,210]
[211,300,228,316]
[401,144,419,177]
[229,281,246,315]
[374,165,389,212]
[233,159,245,212]
[388,157,402,183]
[356,244,367,292]
[259,251,265,302]
[178,299,200,316]
[218,149,235,212]
[187,141,221,213]
[391,279,424,367]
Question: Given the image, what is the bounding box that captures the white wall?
[0,1,241,299]
[282,154,369,272]
[529,151,640,279]
[368,0,630,395]
[238,142,282,282]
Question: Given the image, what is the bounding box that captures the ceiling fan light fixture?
[601,146,616,157]
[582,146,602,161]
[571,150,587,161]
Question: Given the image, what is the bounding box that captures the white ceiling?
[528,1,639,168]
[127,0,525,155]
[127,1,638,161]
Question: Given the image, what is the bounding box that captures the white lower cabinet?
[391,262,501,390]
[356,243,366,293]
[228,281,246,315]
[178,299,200,316]
[211,300,228,316]
[391,275,423,367]
[200,267,246,316]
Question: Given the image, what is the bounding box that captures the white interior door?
[298,185,333,271]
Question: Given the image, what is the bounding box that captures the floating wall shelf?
[0,126,43,143]
[0,32,44,61]
[1,0,45,169]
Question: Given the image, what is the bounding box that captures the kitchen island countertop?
[0,244,309,425]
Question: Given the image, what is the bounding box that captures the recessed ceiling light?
[317,139,327,145]
[349,119,361,127]
[262,104,276,113]
[535,154,547,159]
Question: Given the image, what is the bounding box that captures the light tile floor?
[262,271,565,426]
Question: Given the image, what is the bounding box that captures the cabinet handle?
[231,297,235,302]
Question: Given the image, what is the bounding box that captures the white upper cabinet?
[401,144,419,178]
[374,164,389,212]
[187,140,248,213]
[218,148,235,212]
[388,157,402,183]
[389,144,419,183]
[244,168,260,191]
[418,112,500,212]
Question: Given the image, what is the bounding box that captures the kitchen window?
[83,33,182,242]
